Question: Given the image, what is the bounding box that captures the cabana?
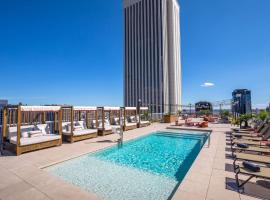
[98,107,121,136]
[61,106,98,143]
[138,107,151,128]
[2,105,62,156]
[123,107,138,131]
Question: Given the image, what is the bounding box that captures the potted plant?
[163,112,177,123]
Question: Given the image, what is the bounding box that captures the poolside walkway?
[0,123,269,200]
[172,124,270,200]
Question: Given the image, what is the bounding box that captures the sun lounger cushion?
[10,134,61,146]
[243,161,260,172]
[237,143,249,148]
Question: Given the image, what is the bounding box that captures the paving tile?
[5,187,49,200]
[0,181,32,199]
[0,171,22,190]
[178,179,209,198]
[172,190,205,200]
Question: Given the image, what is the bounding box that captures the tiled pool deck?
[0,123,269,200]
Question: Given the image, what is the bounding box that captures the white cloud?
[201,82,215,87]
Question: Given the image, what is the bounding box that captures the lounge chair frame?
[62,106,98,143]
[234,164,270,192]
[2,105,62,155]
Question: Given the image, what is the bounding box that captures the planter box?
[163,115,177,123]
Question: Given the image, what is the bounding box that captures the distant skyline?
[0,0,270,108]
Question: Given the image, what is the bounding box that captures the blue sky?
[0,0,269,108]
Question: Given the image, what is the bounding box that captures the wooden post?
[54,112,58,132]
[17,106,21,155]
[139,108,141,127]
[42,112,46,124]
[71,107,74,137]
[2,107,7,142]
[95,110,98,128]
[79,111,81,121]
[102,108,105,131]
[58,109,62,145]
[124,108,126,127]
[85,111,88,128]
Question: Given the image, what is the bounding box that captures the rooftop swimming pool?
[47,130,209,200]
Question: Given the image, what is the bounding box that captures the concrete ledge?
[166,125,213,133]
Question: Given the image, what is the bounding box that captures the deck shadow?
[226,177,270,199]
[225,163,235,172]
[86,140,117,144]
[225,147,232,152]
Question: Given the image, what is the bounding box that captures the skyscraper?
[232,89,252,115]
[123,0,181,115]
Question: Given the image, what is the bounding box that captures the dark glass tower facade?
[232,89,252,115]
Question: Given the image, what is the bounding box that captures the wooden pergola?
[61,106,98,143]
[138,107,151,128]
[2,105,62,155]
[123,107,138,131]
[98,107,122,136]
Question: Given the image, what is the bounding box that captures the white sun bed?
[62,121,97,140]
[8,124,60,146]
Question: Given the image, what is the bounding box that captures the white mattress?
[140,121,150,124]
[10,134,61,146]
[63,129,97,136]
[98,126,112,131]
[126,123,137,127]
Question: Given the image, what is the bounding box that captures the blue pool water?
[47,131,208,200]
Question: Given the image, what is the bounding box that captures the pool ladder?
[114,126,124,148]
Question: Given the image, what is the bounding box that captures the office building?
[123,0,181,115]
[232,89,252,115]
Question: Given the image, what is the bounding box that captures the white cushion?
[8,125,35,140]
[91,120,97,128]
[62,122,70,131]
[29,130,43,137]
[21,131,29,138]
[105,119,110,126]
[77,121,87,129]
[10,134,61,146]
[113,118,120,125]
[74,126,83,131]
[111,125,120,129]
[98,126,112,131]
[126,122,137,127]
[30,133,44,138]
[62,129,97,136]
[129,116,136,123]
[36,124,48,134]
[140,121,150,124]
